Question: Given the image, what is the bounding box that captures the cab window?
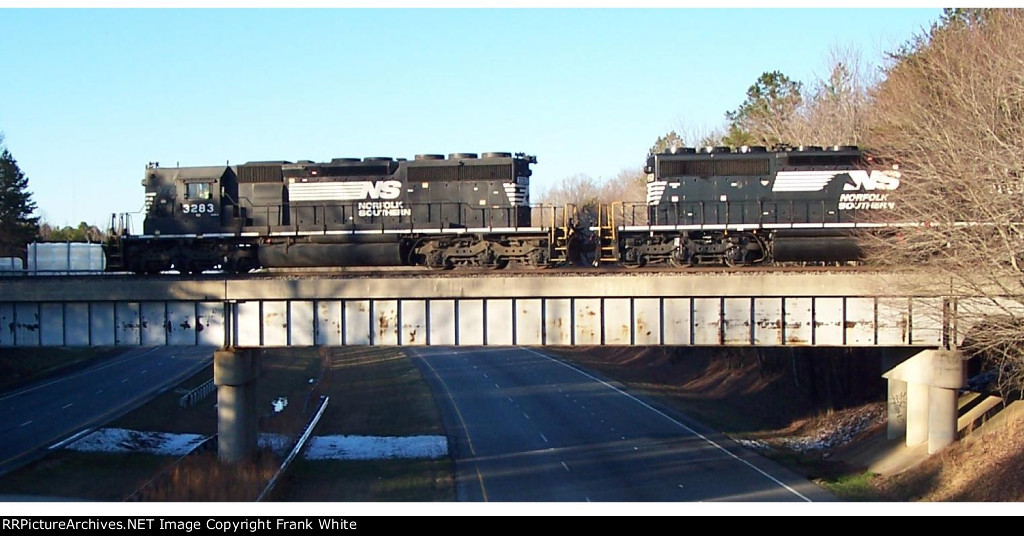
[186,182,212,200]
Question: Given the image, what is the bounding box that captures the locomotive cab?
[141,164,238,236]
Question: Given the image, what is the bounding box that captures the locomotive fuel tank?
[257,243,404,267]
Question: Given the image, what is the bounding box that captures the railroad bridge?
[0,271,996,461]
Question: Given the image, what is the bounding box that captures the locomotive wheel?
[668,248,688,268]
[623,258,646,269]
[622,249,646,269]
[722,246,741,267]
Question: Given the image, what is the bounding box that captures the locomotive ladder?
[551,204,575,264]
[595,203,619,264]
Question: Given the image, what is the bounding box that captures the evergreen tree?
[0,142,39,258]
[649,131,686,154]
[720,71,803,147]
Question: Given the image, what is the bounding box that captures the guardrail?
[178,379,216,408]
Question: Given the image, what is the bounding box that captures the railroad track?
[4,263,893,282]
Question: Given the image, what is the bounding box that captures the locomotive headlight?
[646,173,655,183]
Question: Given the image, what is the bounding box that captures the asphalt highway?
[411,346,834,502]
[0,346,213,476]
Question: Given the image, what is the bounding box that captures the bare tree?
[599,167,648,225]
[865,9,1024,395]
[794,45,876,146]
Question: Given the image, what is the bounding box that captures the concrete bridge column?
[214,348,261,463]
[886,378,908,440]
[906,382,930,447]
[883,349,965,454]
[928,386,958,454]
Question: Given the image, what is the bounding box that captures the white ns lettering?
[844,170,901,191]
[365,180,402,200]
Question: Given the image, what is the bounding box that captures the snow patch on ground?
[63,428,448,461]
[66,428,207,456]
[305,435,448,460]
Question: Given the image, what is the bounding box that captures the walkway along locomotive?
[103,145,901,273]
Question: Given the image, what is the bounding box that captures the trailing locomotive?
[104,145,901,273]
[108,152,557,274]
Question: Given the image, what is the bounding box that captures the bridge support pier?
[883,349,965,455]
[886,377,907,440]
[214,348,261,463]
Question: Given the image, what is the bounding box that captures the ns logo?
[843,170,901,191]
[358,180,403,200]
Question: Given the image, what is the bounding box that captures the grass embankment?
[273,347,453,502]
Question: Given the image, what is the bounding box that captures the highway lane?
[0,346,213,476]
[411,347,834,502]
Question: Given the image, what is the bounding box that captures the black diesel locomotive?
[110,152,550,274]
[616,144,902,267]
[105,145,901,273]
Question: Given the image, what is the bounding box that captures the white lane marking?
[62,403,73,410]
[20,420,32,427]
[121,379,128,383]
[494,383,500,389]
[522,412,530,420]
[520,347,814,503]
[507,396,514,403]
[96,390,104,395]
[483,373,489,379]
[585,497,591,502]
[141,369,148,374]
[540,433,549,443]
[561,461,570,472]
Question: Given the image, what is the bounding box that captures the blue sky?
[0,8,941,228]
